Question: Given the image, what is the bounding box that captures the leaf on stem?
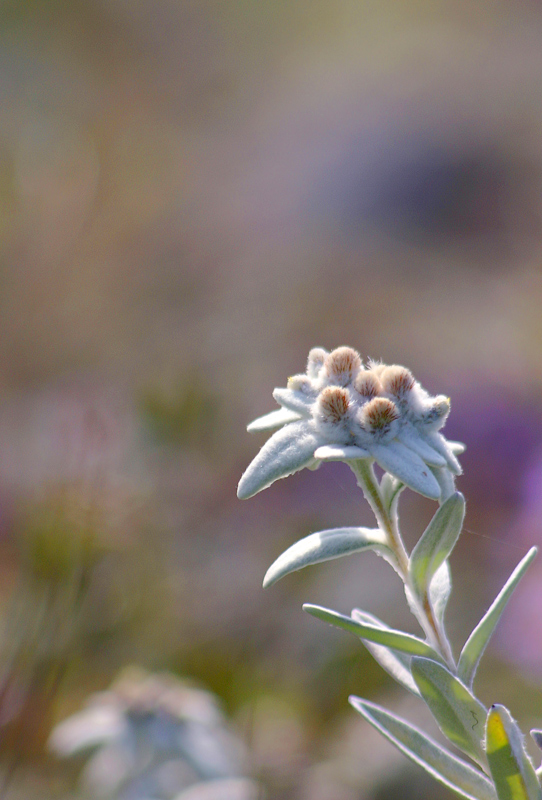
[303,605,443,660]
[457,548,538,688]
[411,657,488,766]
[263,527,391,588]
[350,697,497,800]
[351,609,420,695]
[247,407,302,432]
[237,420,320,499]
[409,492,465,601]
[430,560,452,627]
[485,705,542,800]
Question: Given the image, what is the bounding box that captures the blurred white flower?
[238,347,463,501]
[49,667,256,800]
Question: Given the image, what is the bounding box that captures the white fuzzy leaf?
[237,420,320,499]
[397,425,447,467]
[272,387,314,415]
[314,444,371,460]
[247,407,302,432]
[370,440,441,500]
[421,431,463,475]
[263,527,390,588]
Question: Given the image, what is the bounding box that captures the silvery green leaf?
[421,431,463,474]
[247,407,302,432]
[409,492,465,600]
[396,424,447,467]
[272,387,314,415]
[303,605,443,660]
[351,609,420,695]
[349,697,497,800]
[369,440,442,500]
[263,527,390,588]
[430,560,452,627]
[380,473,405,511]
[313,444,372,460]
[237,420,320,499]
[531,730,542,751]
[457,548,538,688]
[411,657,487,767]
[485,705,542,800]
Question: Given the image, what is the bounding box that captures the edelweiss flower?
[238,347,464,501]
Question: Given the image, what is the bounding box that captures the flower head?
[239,347,463,501]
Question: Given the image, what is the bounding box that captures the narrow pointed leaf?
[430,466,458,503]
[485,705,542,800]
[314,444,371,460]
[247,407,302,432]
[263,527,390,588]
[411,657,487,766]
[237,421,319,499]
[303,604,442,660]
[457,548,538,687]
[404,560,452,635]
[350,697,497,800]
[422,431,463,474]
[370,440,442,500]
[351,609,420,695]
[380,473,405,512]
[409,492,465,599]
[397,425,447,466]
[430,560,452,626]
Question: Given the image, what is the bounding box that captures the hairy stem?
[350,460,456,670]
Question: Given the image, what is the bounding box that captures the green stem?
[350,460,455,671]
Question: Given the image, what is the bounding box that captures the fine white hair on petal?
[306,347,328,379]
[380,365,416,399]
[353,370,382,399]
[323,347,362,387]
[405,381,432,417]
[237,420,321,499]
[358,397,400,442]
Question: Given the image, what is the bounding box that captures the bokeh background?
[1,0,542,797]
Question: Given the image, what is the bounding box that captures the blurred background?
[1,0,542,797]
